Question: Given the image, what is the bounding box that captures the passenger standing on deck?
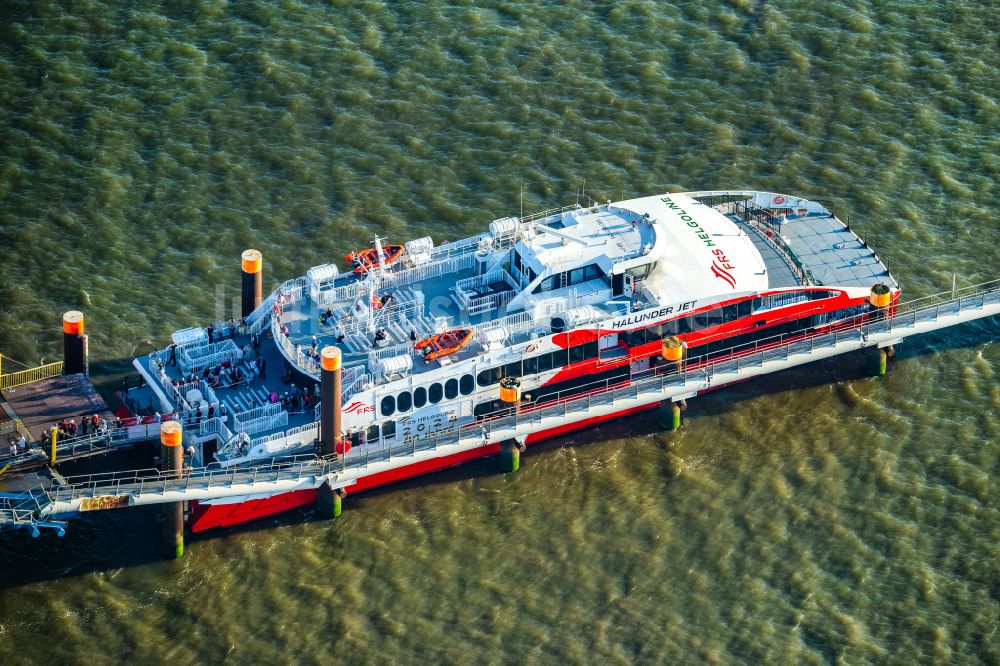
[80,416,89,436]
[207,324,215,344]
[59,419,68,436]
[259,357,266,381]
[68,419,77,438]
[16,433,26,453]
[168,343,177,366]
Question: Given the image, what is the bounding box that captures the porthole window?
[380,395,395,417]
[445,378,459,399]
[397,391,412,412]
[460,374,474,395]
[413,386,427,409]
[429,383,443,404]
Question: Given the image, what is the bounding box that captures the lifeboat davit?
[414,328,474,363]
[345,244,405,274]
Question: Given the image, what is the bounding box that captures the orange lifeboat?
[345,244,405,274]
[414,328,474,363]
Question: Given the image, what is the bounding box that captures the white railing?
[474,310,535,335]
[179,340,242,374]
[250,421,319,452]
[232,410,288,437]
[231,402,282,433]
[342,372,374,403]
[375,253,475,290]
[272,316,322,377]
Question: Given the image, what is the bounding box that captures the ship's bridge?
[504,203,662,314]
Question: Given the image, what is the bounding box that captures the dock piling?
[159,421,185,559]
[659,401,683,431]
[499,440,520,472]
[241,249,263,318]
[316,481,342,519]
[320,346,343,457]
[62,311,87,376]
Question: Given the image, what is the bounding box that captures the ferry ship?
[131,191,898,531]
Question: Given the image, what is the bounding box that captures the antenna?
[582,178,586,205]
[520,186,523,220]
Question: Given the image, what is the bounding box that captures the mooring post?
[160,420,184,559]
[320,346,343,457]
[499,440,520,473]
[241,249,263,318]
[49,426,58,467]
[62,311,87,375]
[659,400,683,431]
[316,481,343,519]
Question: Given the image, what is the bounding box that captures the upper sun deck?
[272,191,896,390]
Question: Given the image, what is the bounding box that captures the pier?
[1,278,996,543]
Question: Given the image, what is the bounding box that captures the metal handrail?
[0,361,64,390]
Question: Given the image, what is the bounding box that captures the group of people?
[55,414,109,440]
[172,361,249,391]
[6,433,27,458]
[206,317,249,345]
[273,383,320,414]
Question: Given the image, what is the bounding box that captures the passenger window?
[381,395,395,417]
[445,378,459,399]
[504,361,521,378]
[413,386,427,409]
[429,383,443,404]
[523,356,538,374]
[460,374,475,395]
[366,424,380,443]
[569,345,585,363]
[397,391,412,412]
[383,420,396,438]
[539,353,553,372]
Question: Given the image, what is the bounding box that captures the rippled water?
[1,1,998,663]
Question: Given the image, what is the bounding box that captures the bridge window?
[429,383,443,404]
[397,391,412,413]
[445,378,459,399]
[380,395,395,417]
[460,374,475,395]
[625,262,656,280]
[413,386,427,409]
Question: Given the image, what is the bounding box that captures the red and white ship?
[134,191,898,531]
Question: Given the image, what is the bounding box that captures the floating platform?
[1,373,113,441]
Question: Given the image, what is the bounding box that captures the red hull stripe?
[190,401,661,532]
[189,489,318,532]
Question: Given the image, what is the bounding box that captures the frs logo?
[711,249,737,288]
[343,401,375,415]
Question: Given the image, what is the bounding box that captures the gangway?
[2,279,997,535]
